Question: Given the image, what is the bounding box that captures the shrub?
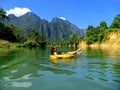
[23,40,39,47]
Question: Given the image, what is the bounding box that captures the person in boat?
[50,45,82,57]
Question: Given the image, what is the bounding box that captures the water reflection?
[0,47,120,90]
[39,64,75,75]
[82,48,120,88]
[85,48,109,59]
[0,48,75,82]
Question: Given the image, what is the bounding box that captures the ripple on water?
[10,70,18,73]
[84,76,94,80]
[3,73,33,81]
[0,65,9,69]
[99,78,108,81]
[5,81,32,88]
[113,79,120,83]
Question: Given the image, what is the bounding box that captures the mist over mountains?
[5,12,84,40]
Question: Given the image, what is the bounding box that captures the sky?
[0,0,120,29]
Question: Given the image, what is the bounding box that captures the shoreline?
[79,41,120,50]
[79,31,120,50]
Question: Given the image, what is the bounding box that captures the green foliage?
[48,33,81,47]
[100,21,108,29]
[0,23,15,42]
[27,30,47,46]
[6,24,23,42]
[69,33,80,45]
[0,7,8,21]
[85,22,108,44]
[0,40,11,48]
[85,25,95,44]
[0,20,47,47]
[0,8,22,42]
[110,14,120,28]
[85,14,120,45]
[0,7,119,47]
[0,22,22,42]
[109,28,120,32]
[23,40,39,47]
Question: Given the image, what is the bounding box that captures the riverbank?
[0,31,120,49]
[0,39,12,48]
[79,31,120,50]
[0,39,45,48]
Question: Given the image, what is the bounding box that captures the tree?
[0,7,8,21]
[6,24,23,42]
[85,23,107,44]
[0,22,23,42]
[100,21,108,29]
[110,14,120,28]
[85,25,95,44]
[69,33,79,46]
[0,24,17,42]
[27,30,47,45]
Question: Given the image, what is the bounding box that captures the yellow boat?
[50,53,74,60]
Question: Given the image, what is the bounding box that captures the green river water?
[0,47,120,90]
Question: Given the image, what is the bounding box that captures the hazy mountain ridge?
[5,12,84,40]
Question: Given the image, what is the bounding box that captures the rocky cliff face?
[5,12,84,40]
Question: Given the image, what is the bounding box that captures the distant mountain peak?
[24,12,36,16]
[6,14,17,21]
[8,14,16,17]
[19,12,41,20]
[59,17,66,20]
[21,12,37,17]
[5,12,84,40]
[6,7,31,17]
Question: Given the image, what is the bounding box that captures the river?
[0,47,120,90]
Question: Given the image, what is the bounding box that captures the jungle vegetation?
[0,7,120,48]
[85,14,120,44]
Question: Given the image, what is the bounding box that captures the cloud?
[59,17,66,20]
[6,7,31,17]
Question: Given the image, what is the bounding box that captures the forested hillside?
[80,14,120,48]
[0,7,120,48]
[4,12,84,40]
